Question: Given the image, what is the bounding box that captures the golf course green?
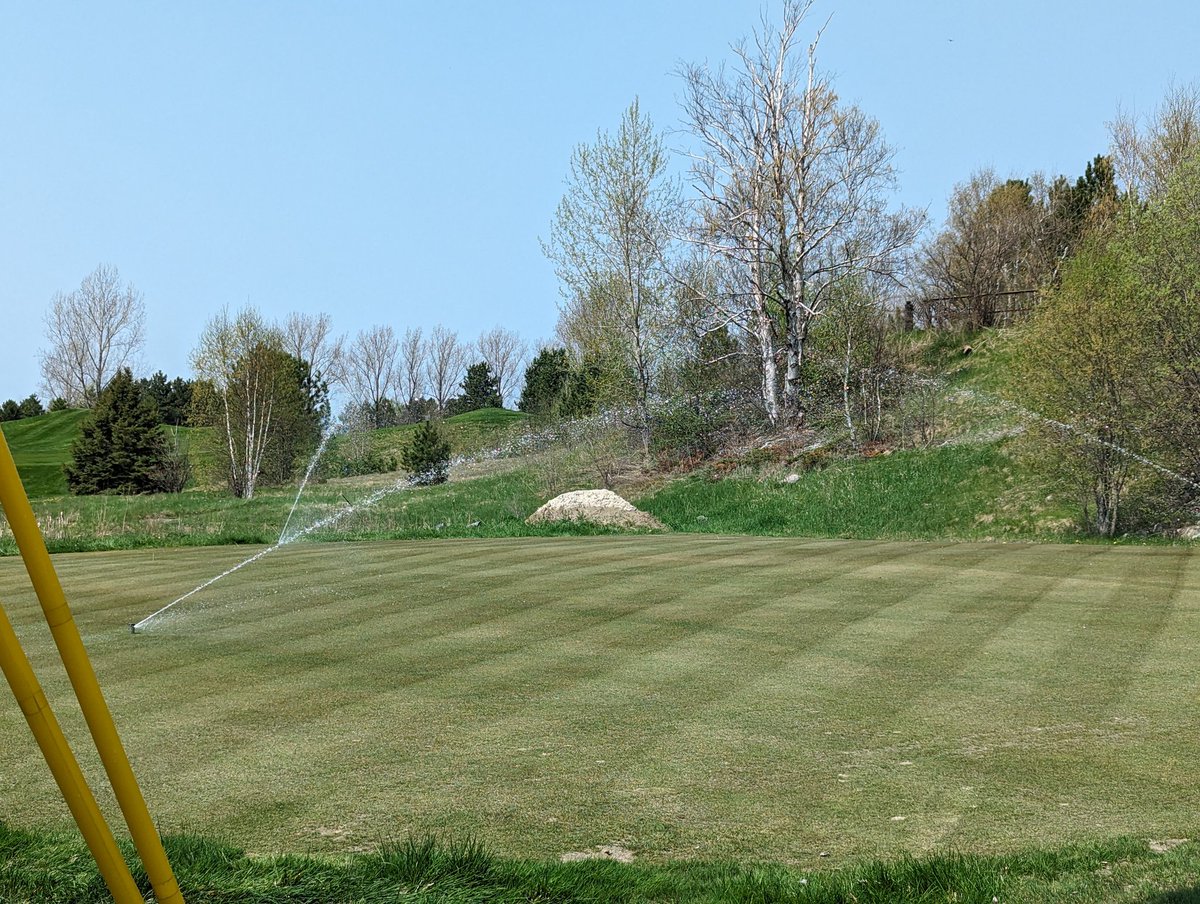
[0,535,1196,866]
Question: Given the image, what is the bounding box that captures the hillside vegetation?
[0,409,88,496]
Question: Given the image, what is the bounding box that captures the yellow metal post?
[0,430,183,904]
[0,601,144,903]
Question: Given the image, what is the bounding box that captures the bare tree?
[426,325,468,413]
[682,0,923,426]
[344,325,400,424]
[476,326,527,408]
[282,312,345,387]
[398,326,427,405]
[916,170,1050,327]
[545,98,682,452]
[40,264,146,406]
[1109,82,1200,203]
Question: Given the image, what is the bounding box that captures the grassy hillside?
[0,409,88,496]
[2,538,1197,865]
[368,407,529,460]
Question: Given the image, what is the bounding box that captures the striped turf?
[0,536,1195,865]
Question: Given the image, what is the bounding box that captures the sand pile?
[526,489,666,530]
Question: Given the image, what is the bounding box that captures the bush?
[401,420,451,485]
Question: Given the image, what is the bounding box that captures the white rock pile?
[526,489,666,531]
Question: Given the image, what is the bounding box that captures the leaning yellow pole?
[0,430,183,904]
[0,601,144,903]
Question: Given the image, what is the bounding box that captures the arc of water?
[133,410,639,631]
[955,389,1200,492]
[279,425,337,544]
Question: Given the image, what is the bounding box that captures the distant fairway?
[0,536,1196,865]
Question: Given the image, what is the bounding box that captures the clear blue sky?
[1,1,1196,400]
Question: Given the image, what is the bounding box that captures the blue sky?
[1,1,1196,400]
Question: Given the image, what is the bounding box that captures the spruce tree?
[454,361,502,413]
[401,420,451,485]
[64,368,169,494]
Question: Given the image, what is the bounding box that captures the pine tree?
[64,368,169,494]
[518,347,571,415]
[452,361,502,414]
[18,395,44,418]
[400,420,451,485]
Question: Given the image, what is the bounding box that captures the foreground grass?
[2,826,1198,904]
[1,537,1196,865]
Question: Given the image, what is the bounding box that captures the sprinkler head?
[129,623,137,635]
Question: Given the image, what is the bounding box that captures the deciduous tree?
[545,99,682,452]
[40,264,146,406]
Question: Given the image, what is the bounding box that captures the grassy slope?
[369,407,530,460]
[0,409,88,496]
[2,537,1196,866]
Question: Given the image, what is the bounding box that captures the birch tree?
[40,264,146,406]
[283,312,345,387]
[345,325,400,425]
[544,98,682,452]
[398,326,426,405]
[682,0,922,426]
[426,325,468,413]
[191,307,285,499]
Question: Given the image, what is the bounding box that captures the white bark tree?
[40,264,146,406]
[1109,82,1200,203]
[476,325,528,407]
[282,312,344,387]
[344,325,400,423]
[682,0,923,426]
[398,326,426,405]
[191,306,283,500]
[544,98,682,452]
[425,325,468,414]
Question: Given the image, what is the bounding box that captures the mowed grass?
[0,410,88,497]
[0,536,1197,871]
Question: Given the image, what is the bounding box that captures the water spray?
[954,389,1200,492]
[130,409,664,633]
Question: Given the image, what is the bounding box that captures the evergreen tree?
[518,347,571,415]
[49,397,69,412]
[452,361,502,414]
[18,395,44,418]
[0,400,20,422]
[64,368,169,494]
[401,420,451,485]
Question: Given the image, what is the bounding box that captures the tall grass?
[1,824,1196,903]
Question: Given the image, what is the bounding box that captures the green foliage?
[518,347,571,415]
[401,420,451,484]
[0,399,19,422]
[137,371,193,426]
[48,397,69,412]
[450,361,502,414]
[63,368,171,495]
[1013,153,1200,535]
[18,394,44,418]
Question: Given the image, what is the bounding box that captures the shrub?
[401,420,451,485]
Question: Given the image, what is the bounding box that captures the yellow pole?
[0,430,183,904]
[0,601,144,903]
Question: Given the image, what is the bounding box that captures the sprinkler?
[129,624,137,635]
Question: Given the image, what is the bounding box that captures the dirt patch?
[560,844,635,863]
[526,489,666,531]
[1149,838,1188,854]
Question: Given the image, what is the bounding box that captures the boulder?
[526,489,666,530]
